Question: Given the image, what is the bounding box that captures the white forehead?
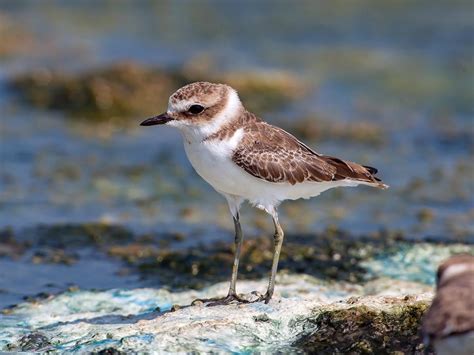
[167,96,194,113]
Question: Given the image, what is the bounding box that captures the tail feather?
[321,155,388,189]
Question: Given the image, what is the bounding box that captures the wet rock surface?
[126,229,402,288]
[0,223,472,308]
[0,277,433,353]
[0,223,471,352]
[17,332,51,352]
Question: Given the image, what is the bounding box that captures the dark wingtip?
[363,165,389,188]
[363,165,378,175]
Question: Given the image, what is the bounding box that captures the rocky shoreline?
[2,276,433,353]
[1,223,472,353]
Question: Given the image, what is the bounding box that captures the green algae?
[33,223,135,248]
[3,223,471,293]
[295,297,432,354]
[9,62,178,123]
[114,228,403,289]
[9,62,307,124]
[0,227,26,259]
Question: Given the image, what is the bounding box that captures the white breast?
[183,128,247,194]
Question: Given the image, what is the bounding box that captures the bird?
[140,81,387,305]
[422,254,474,355]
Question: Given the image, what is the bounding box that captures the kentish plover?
[422,254,474,355]
[141,82,387,305]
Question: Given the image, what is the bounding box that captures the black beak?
[140,113,173,126]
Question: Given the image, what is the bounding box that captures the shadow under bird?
[140,82,387,305]
[422,254,474,355]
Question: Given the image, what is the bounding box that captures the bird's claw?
[251,290,273,304]
[191,293,250,307]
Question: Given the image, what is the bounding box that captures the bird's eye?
[188,104,205,115]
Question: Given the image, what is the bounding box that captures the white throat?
[168,89,242,143]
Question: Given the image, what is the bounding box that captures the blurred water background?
[0,1,473,308]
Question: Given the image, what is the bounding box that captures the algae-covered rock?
[9,61,307,124]
[0,277,432,353]
[295,295,431,354]
[9,62,179,122]
[113,229,402,289]
[17,332,51,352]
[214,70,307,113]
[32,223,135,248]
[0,227,26,258]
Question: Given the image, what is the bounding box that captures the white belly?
[183,132,361,209]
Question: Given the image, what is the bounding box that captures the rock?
[9,62,177,122]
[294,295,431,354]
[17,332,51,352]
[95,348,126,355]
[115,228,404,289]
[0,227,27,258]
[0,276,433,353]
[9,61,307,124]
[32,223,135,248]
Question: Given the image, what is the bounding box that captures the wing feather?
[231,120,385,187]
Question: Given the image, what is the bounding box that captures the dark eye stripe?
[188,104,205,114]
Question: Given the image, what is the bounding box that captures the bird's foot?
[250,290,273,304]
[191,293,250,307]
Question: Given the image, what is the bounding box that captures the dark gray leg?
[228,214,243,295]
[192,213,248,306]
[265,215,284,303]
[254,213,284,304]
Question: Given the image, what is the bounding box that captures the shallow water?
[0,0,473,314]
[1,1,473,236]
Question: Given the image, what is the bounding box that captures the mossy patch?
[295,296,432,354]
[9,62,178,122]
[114,228,403,289]
[9,62,307,124]
[31,223,134,248]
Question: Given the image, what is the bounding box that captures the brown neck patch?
[204,110,260,141]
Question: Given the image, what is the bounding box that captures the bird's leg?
[254,213,284,304]
[228,213,244,296]
[192,213,248,306]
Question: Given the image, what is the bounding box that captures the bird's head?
[140,81,243,137]
[436,253,474,287]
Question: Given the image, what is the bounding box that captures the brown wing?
[232,120,385,186]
